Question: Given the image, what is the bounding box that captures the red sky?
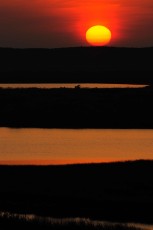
[0,0,153,48]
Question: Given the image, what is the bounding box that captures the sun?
[86,25,112,46]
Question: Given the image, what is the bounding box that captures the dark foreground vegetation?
[0,213,143,230]
[0,46,153,83]
[0,86,153,128]
[1,213,146,230]
[0,160,153,224]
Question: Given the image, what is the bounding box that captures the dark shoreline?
[0,160,153,224]
[0,86,153,128]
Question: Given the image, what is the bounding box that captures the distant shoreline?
[0,87,153,129]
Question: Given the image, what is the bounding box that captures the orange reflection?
[0,128,153,165]
[0,158,116,166]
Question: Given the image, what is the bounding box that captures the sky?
[0,0,153,48]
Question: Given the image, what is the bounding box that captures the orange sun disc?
[86,25,111,46]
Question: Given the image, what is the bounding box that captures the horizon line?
[1,45,153,50]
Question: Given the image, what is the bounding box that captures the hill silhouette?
[0,46,153,83]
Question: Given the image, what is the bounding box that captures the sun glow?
[86,25,112,46]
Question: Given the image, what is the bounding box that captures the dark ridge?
[0,46,153,83]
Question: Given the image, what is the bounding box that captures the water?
[0,128,153,165]
[0,83,151,165]
[0,83,148,89]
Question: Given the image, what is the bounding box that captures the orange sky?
[0,0,153,48]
